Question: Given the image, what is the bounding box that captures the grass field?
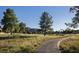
[0,33,64,53]
[60,34,79,53]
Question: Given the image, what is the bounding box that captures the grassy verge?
[59,34,79,53]
[0,33,64,53]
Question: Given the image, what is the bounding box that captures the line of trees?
[0,8,53,36]
[1,7,79,36]
[1,8,27,35]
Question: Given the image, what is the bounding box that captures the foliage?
[1,8,19,34]
[19,22,27,33]
[65,6,79,28]
[39,12,53,36]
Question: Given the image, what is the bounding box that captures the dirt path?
[37,38,68,53]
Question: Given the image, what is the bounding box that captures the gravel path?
[37,38,67,53]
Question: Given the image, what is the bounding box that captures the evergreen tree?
[19,22,27,33]
[1,8,19,34]
[65,6,79,28]
[39,12,53,36]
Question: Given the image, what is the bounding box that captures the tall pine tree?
[39,12,53,36]
[1,8,19,34]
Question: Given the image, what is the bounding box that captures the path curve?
[37,38,68,53]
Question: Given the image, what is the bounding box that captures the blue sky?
[0,6,74,31]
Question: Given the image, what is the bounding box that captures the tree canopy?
[19,22,27,33]
[1,8,19,34]
[65,6,79,28]
[39,12,53,36]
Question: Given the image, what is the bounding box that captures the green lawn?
[0,33,64,53]
[60,34,79,53]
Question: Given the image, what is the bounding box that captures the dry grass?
[0,33,64,53]
[60,34,79,53]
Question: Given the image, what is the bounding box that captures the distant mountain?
[27,27,41,34]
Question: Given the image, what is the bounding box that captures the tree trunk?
[10,32,12,35]
[44,32,46,36]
